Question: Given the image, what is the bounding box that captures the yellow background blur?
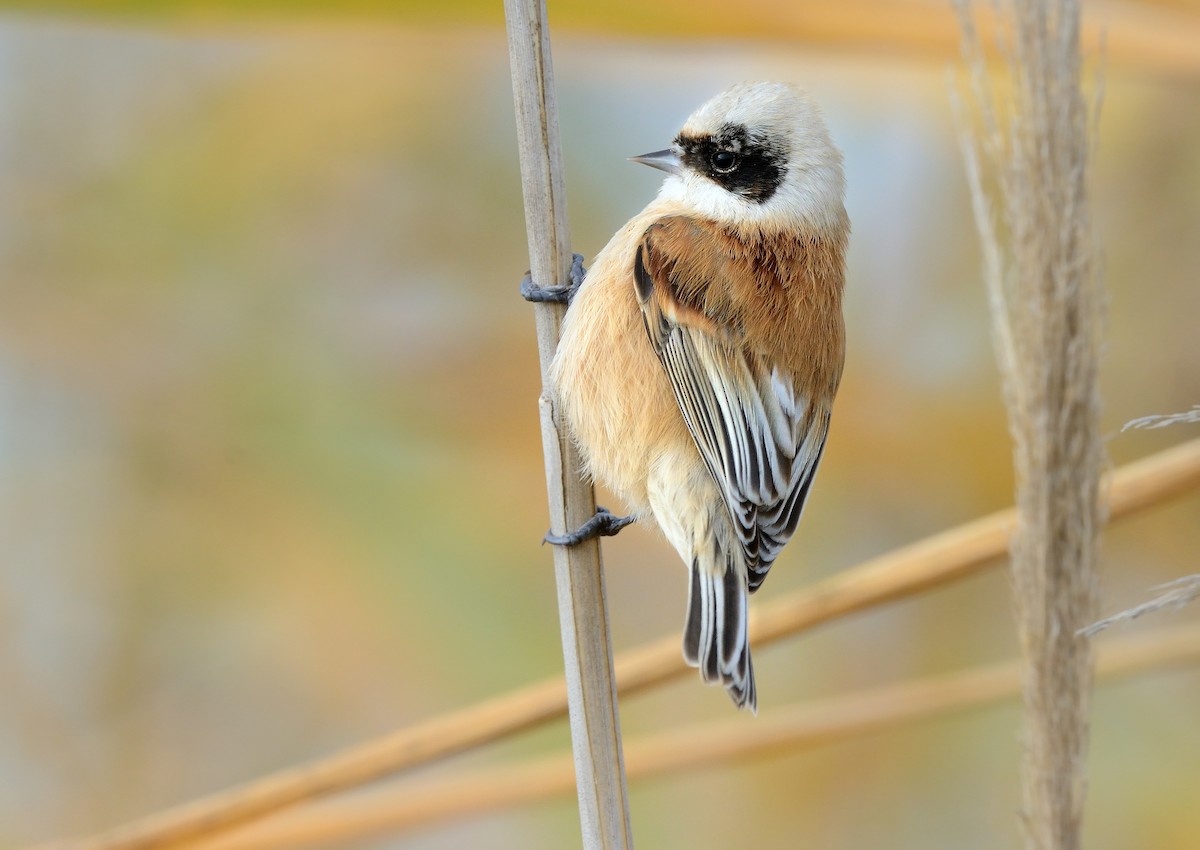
[1,2,1198,848]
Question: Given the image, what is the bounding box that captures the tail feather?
[682,555,757,713]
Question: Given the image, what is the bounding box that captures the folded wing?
[634,216,830,589]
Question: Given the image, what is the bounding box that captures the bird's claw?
[543,506,634,546]
[520,253,586,305]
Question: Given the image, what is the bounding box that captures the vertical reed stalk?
[502,1,634,848]
[955,2,1104,848]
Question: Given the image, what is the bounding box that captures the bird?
[548,81,848,712]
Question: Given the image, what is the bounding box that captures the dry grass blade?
[27,438,1200,850]
[196,622,1200,850]
[1081,575,1200,637]
[1123,405,1200,431]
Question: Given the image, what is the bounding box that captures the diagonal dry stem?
[195,622,1200,850]
[27,438,1200,850]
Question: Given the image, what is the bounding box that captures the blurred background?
[1,1,1198,848]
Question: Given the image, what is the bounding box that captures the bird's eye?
[711,150,739,173]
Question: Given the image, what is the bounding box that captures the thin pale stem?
[503,0,633,847]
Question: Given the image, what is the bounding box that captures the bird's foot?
[544,506,634,546]
[520,253,586,305]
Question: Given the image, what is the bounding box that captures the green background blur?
[1,2,1198,848]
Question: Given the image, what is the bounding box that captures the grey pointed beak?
[629,148,682,176]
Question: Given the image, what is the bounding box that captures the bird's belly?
[551,251,696,518]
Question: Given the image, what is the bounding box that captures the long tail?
[682,551,756,712]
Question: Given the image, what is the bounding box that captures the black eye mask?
[676,122,789,204]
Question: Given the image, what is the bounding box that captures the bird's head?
[632,81,846,235]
